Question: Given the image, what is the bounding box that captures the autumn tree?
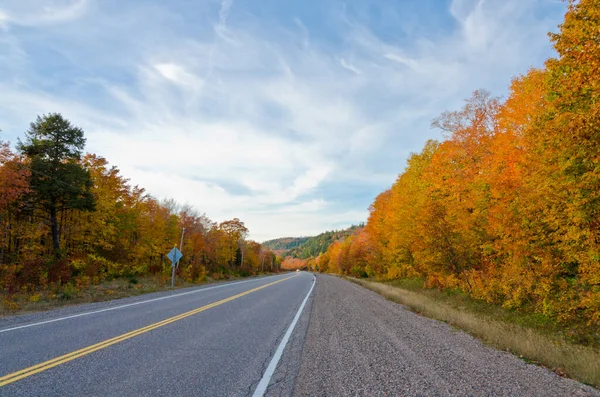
[527,0,600,322]
[0,142,30,263]
[285,1,600,326]
[218,218,248,268]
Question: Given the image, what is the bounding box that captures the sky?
[0,0,567,241]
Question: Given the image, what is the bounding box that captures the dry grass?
[0,273,274,317]
[349,277,600,389]
[1,277,168,317]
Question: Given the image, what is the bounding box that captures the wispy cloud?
[338,58,361,74]
[217,0,233,34]
[154,63,204,90]
[0,0,89,27]
[0,0,567,240]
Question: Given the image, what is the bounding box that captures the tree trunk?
[0,229,5,264]
[50,203,61,257]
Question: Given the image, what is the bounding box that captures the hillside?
[261,237,310,253]
[286,225,362,259]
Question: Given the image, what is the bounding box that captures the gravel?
[293,274,599,397]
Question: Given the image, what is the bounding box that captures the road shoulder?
[293,274,598,397]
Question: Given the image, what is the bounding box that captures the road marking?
[252,273,316,397]
[0,275,285,334]
[0,274,297,388]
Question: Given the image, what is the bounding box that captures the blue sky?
[0,0,566,241]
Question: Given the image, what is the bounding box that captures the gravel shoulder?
[293,274,599,397]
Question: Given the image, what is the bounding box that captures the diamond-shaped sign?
[167,247,183,266]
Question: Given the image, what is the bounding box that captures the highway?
[0,273,314,397]
[1,273,598,397]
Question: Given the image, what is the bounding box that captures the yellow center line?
[0,274,297,387]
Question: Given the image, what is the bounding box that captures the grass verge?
[0,273,275,317]
[349,277,600,389]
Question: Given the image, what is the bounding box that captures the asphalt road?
[2,273,597,397]
[0,272,315,397]
[293,275,599,397]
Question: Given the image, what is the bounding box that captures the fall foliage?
[0,116,278,306]
[313,0,600,326]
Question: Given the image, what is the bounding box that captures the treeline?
[312,0,600,326]
[279,225,362,270]
[0,114,278,298]
[285,225,362,259]
[262,237,310,253]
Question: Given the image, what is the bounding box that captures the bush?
[1,298,20,311]
[57,283,77,300]
[182,263,207,283]
[127,275,139,285]
[0,264,20,294]
[28,293,41,302]
[75,275,92,289]
[86,254,121,279]
[350,266,368,278]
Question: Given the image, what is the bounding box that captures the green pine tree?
[18,113,95,257]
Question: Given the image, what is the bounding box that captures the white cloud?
[0,10,8,29]
[383,53,419,70]
[154,63,204,90]
[218,0,233,31]
[339,58,361,74]
[0,0,567,240]
[0,0,89,27]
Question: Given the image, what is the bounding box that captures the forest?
[261,236,310,254]
[284,225,361,258]
[308,0,600,327]
[0,115,277,310]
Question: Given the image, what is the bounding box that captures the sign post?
[167,247,183,288]
[177,228,186,268]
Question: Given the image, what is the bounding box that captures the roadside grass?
[348,277,600,389]
[0,273,274,317]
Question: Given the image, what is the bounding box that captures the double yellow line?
[0,275,295,387]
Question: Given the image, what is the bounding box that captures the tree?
[529,0,600,323]
[0,141,30,263]
[18,113,95,257]
[218,218,248,268]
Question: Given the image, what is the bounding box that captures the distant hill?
[262,237,310,253]
[285,224,363,259]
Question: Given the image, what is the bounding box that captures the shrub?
[57,283,77,300]
[1,298,20,311]
[28,293,41,302]
[350,266,368,278]
[127,275,139,285]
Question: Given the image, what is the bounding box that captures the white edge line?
[252,273,316,397]
[0,274,284,334]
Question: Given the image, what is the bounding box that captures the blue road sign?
[167,247,183,266]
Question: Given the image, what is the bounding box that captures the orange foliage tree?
[316,2,600,326]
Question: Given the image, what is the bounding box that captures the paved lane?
[0,272,314,396]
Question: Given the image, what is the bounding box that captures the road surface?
[1,273,597,396]
[0,273,314,396]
